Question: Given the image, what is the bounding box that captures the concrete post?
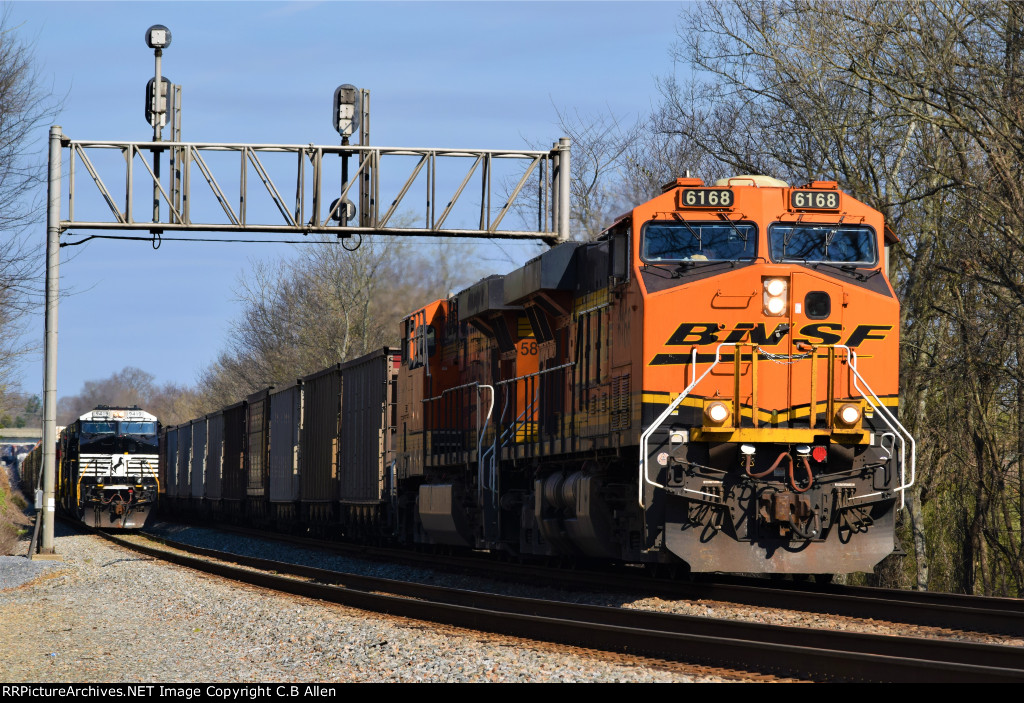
[38,125,63,559]
[557,137,571,243]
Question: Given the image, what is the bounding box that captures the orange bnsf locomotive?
[399,175,912,575]
[164,174,913,577]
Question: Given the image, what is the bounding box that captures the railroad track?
[166,520,1024,637]
[90,528,1024,683]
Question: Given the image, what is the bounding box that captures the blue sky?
[8,0,685,399]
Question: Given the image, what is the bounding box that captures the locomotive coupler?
[758,489,818,539]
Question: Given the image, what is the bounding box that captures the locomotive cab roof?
[79,407,157,422]
[712,174,790,188]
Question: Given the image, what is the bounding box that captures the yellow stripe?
[641,391,899,407]
[691,427,869,444]
[640,391,898,424]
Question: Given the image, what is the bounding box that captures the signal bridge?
[57,134,571,244]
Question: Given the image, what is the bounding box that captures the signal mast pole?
[146,25,172,225]
[36,125,62,559]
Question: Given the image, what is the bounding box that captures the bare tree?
[57,366,202,427]
[0,8,61,416]
[552,107,647,239]
[0,391,40,428]
[509,106,649,241]
[196,234,483,409]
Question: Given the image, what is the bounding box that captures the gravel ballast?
[0,555,60,591]
[0,524,735,683]
[141,522,1024,646]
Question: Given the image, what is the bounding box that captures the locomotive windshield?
[641,221,757,262]
[79,421,118,453]
[81,421,116,434]
[769,223,876,265]
[120,421,159,453]
[78,420,158,453]
[121,421,157,435]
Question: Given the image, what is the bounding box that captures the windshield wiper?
[674,259,737,275]
[822,216,848,258]
[811,261,869,281]
[640,263,676,278]
[671,217,707,254]
[715,212,749,244]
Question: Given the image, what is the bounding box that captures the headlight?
[705,401,731,424]
[763,278,788,316]
[837,403,861,425]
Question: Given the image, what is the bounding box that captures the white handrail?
[637,343,916,512]
[638,344,730,509]
[837,345,916,510]
[476,384,495,508]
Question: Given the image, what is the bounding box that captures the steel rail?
[354,546,1024,634]
[671,579,1024,636]
[188,521,1024,636]
[833,582,1024,612]
[90,529,1024,683]
[706,576,1024,620]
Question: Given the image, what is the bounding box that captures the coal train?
[161,175,914,575]
[21,406,161,529]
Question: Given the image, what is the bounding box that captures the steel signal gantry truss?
[55,128,572,244]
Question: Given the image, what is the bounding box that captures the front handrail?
[838,345,916,509]
[639,346,722,508]
[638,343,916,511]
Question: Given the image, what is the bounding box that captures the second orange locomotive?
[397,174,912,575]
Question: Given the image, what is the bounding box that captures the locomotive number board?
[680,188,734,208]
[791,190,840,210]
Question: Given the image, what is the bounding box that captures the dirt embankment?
[0,466,30,554]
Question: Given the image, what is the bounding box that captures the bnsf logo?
[665,322,893,348]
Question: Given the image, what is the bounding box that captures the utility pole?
[35,125,63,560]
